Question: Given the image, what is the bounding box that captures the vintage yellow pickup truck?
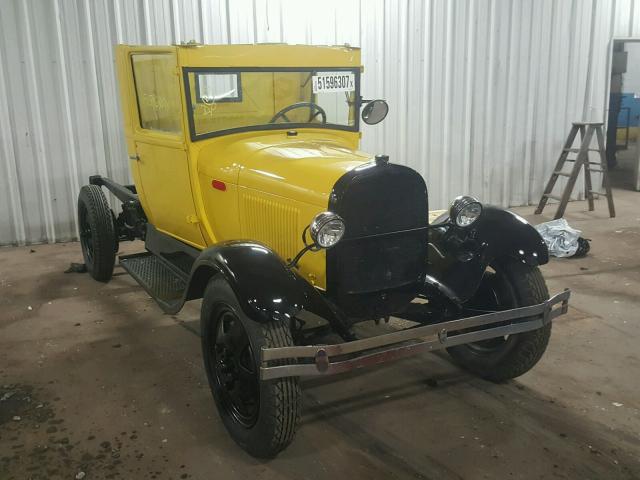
[77,43,569,457]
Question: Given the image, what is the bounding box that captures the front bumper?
[260,289,570,380]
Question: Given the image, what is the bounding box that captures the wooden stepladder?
[535,122,615,219]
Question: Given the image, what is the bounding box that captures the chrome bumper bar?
[259,289,570,380]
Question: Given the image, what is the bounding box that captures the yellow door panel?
[135,141,205,248]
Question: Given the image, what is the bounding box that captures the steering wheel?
[269,102,327,124]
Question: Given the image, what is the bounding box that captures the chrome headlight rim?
[309,211,346,249]
[449,195,482,227]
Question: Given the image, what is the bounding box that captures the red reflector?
[211,179,226,191]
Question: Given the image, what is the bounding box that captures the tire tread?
[448,259,552,382]
[262,321,301,454]
[78,185,116,282]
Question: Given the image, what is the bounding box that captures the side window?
[131,54,182,134]
[195,73,242,103]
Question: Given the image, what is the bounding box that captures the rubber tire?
[77,185,117,282]
[201,276,301,458]
[446,259,551,382]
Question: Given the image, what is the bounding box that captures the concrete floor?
[1,188,639,480]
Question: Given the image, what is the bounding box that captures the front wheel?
[201,276,301,458]
[447,259,551,382]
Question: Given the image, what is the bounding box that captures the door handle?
[128,154,140,161]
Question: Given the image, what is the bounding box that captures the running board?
[260,289,571,380]
[119,252,188,313]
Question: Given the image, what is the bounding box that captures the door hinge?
[186,214,200,224]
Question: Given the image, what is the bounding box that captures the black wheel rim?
[79,203,94,264]
[463,267,517,354]
[210,306,259,427]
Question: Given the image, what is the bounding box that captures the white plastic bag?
[534,219,582,258]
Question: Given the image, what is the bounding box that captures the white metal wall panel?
[1,0,640,245]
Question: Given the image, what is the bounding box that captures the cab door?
[129,51,205,248]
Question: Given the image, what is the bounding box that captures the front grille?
[327,162,428,318]
[332,231,427,294]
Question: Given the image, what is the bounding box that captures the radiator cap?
[375,154,389,165]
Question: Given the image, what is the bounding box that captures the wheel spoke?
[216,314,234,348]
[463,266,518,352]
[79,205,95,261]
[210,306,259,426]
[228,317,249,353]
[226,380,243,404]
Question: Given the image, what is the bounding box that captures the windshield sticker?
[312,72,355,93]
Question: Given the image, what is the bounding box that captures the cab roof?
[116,43,361,69]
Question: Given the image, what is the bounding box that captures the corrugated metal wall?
[1,0,639,246]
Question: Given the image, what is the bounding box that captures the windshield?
[183,67,360,140]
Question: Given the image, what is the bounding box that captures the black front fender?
[185,241,337,325]
[426,206,548,303]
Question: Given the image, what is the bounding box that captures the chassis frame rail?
[260,289,571,380]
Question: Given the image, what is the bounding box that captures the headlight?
[309,212,345,249]
[450,196,482,227]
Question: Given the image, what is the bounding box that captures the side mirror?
[361,99,389,125]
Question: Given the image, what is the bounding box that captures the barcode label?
[312,72,355,93]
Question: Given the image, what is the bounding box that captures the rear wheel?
[77,185,117,282]
[201,276,301,458]
[447,259,551,382]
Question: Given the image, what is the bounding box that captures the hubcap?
[210,307,259,427]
